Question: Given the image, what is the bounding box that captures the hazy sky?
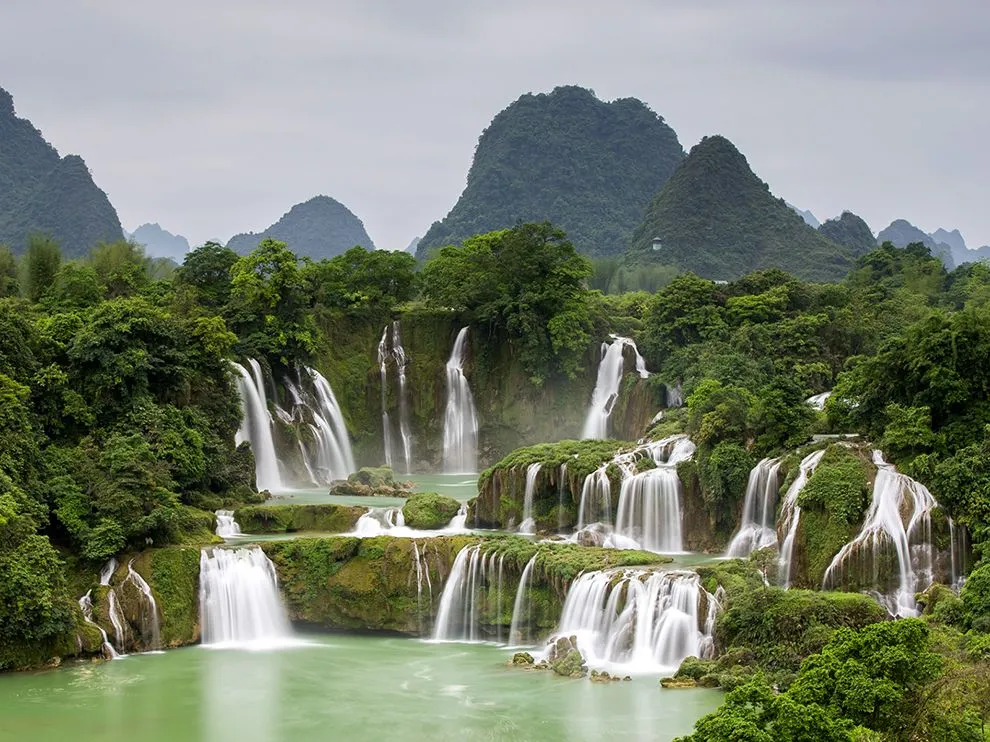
[2,0,988,250]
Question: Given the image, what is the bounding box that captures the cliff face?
[0,88,123,255]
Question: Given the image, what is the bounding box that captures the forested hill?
[629,135,855,282]
[227,195,375,258]
[817,211,876,256]
[416,86,685,259]
[0,87,123,256]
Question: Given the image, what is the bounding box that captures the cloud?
[1,0,987,249]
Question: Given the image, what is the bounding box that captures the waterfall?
[557,464,568,532]
[432,544,494,642]
[805,391,832,410]
[725,458,783,558]
[199,547,293,647]
[519,463,541,534]
[577,465,612,529]
[79,591,118,659]
[412,542,434,634]
[822,450,939,617]
[125,560,160,650]
[215,510,242,538]
[666,381,684,409]
[297,367,356,483]
[98,558,128,651]
[777,449,826,588]
[353,507,406,536]
[581,335,649,440]
[612,436,695,553]
[442,327,479,474]
[378,321,414,474]
[232,360,283,492]
[508,555,538,645]
[548,569,717,675]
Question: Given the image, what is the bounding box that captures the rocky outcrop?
[233,504,366,534]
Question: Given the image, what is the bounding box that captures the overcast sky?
[2,0,988,251]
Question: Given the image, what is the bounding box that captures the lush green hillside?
[629,135,855,281]
[227,195,375,258]
[817,211,876,256]
[416,86,684,258]
[0,87,123,256]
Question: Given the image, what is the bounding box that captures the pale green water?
[267,472,479,507]
[0,636,720,742]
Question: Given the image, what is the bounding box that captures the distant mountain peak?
[130,223,190,261]
[818,211,876,256]
[416,85,685,258]
[0,87,122,255]
[630,134,855,281]
[787,202,820,228]
[227,195,374,259]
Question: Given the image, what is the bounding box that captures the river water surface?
[0,635,720,742]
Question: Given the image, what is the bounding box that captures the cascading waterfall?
[378,321,414,474]
[777,449,827,588]
[296,367,356,484]
[577,465,612,529]
[432,544,496,642]
[232,360,283,492]
[548,569,718,675]
[805,391,832,410]
[215,510,241,538]
[612,436,696,553]
[725,458,783,558]
[442,327,479,474]
[412,542,434,634]
[822,450,939,617]
[557,463,568,532]
[199,547,293,647]
[508,555,538,645]
[98,558,128,651]
[79,591,117,659]
[125,560,160,650]
[353,507,406,536]
[519,463,541,534]
[581,335,649,440]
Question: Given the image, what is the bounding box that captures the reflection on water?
[204,649,277,742]
[0,635,720,742]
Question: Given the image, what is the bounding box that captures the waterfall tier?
[725,458,783,558]
[432,544,503,643]
[777,449,826,587]
[199,547,295,648]
[232,360,283,492]
[518,463,541,534]
[378,321,414,473]
[442,327,479,474]
[822,450,941,617]
[581,335,649,440]
[215,510,242,538]
[548,569,718,675]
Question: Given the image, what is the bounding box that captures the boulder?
[546,635,587,678]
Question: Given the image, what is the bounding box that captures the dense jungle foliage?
[1,217,989,737]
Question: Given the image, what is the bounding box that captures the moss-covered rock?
[546,634,587,678]
[329,466,413,497]
[147,548,201,647]
[234,503,365,534]
[401,493,461,529]
[0,601,104,672]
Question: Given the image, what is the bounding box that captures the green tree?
[420,222,593,382]
[21,234,62,303]
[0,246,19,297]
[176,241,238,308]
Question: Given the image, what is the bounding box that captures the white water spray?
[378,321,414,473]
[215,510,241,538]
[508,555,538,644]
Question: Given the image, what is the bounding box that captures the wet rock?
[329,467,414,498]
[546,635,587,678]
[512,652,535,666]
[659,676,698,688]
